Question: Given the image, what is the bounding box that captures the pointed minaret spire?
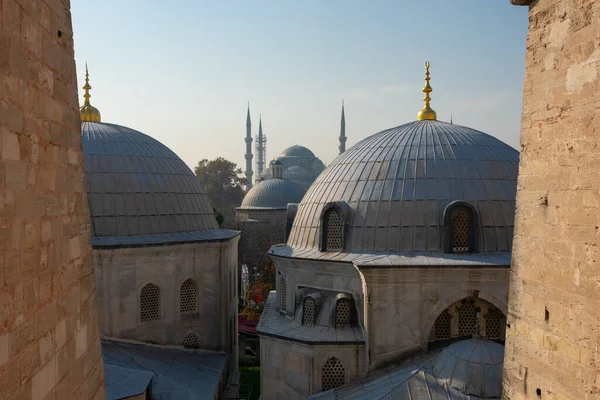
[256,115,264,176]
[339,100,346,155]
[244,102,253,190]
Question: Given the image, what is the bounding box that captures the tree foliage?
[194,157,246,228]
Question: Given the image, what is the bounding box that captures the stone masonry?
[0,0,105,399]
[503,0,600,399]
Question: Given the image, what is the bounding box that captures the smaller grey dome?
[283,166,312,180]
[240,178,306,209]
[433,339,504,399]
[279,145,315,158]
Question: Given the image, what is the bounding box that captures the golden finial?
[417,61,437,121]
[79,62,101,122]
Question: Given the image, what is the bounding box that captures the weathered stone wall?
[260,335,364,400]
[94,237,240,373]
[503,0,600,399]
[0,0,105,398]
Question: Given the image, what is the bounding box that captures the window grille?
[334,298,351,328]
[434,309,451,340]
[280,275,287,312]
[451,208,471,252]
[458,299,478,337]
[180,279,198,314]
[322,357,345,391]
[182,332,200,349]
[140,283,160,321]
[324,209,343,251]
[302,297,316,326]
[485,307,505,340]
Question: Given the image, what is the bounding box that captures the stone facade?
[94,238,240,374]
[503,0,600,399]
[0,0,105,398]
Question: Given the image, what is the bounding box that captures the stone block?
[2,127,20,161]
[31,356,57,400]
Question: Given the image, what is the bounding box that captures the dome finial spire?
[79,63,101,122]
[417,61,437,121]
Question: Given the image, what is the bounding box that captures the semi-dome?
[285,119,519,254]
[82,121,219,244]
[240,178,306,209]
[283,165,312,180]
[279,145,315,158]
[433,339,504,398]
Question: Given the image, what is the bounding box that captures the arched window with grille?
[180,278,198,315]
[280,275,287,312]
[334,298,351,328]
[302,297,316,326]
[432,309,451,341]
[182,332,200,349]
[458,298,478,337]
[450,206,473,253]
[140,283,160,322]
[322,357,346,391]
[322,208,343,252]
[485,307,506,339]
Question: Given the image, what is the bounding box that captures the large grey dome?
[286,120,518,255]
[240,178,306,209]
[279,145,315,158]
[82,122,222,245]
[433,339,504,399]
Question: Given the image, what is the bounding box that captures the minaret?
[245,103,253,190]
[257,116,264,176]
[79,63,101,122]
[417,61,437,121]
[339,100,346,155]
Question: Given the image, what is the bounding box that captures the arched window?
[140,283,160,321]
[485,307,506,339]
[334,298,351,328]
[433,309,451,340]
[450,206,473,253]
[322,357,346,391]
[458,298,478,337]
[322,208,343,251]
[302,297,316,326]
[280,275,287,312]
[182,332,200,349]
[180,278,198,315]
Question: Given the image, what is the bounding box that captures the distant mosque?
[236,102,347,268]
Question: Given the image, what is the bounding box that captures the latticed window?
[458,299,478,337]
[302,297,316,326]
[280,275,287,312]
[334,298,351,328]
[485,307,506,340]
[451,207,471,253]
[433,309,451,340]
[182,332,200,349]
[180,279,198,315]
[322,357,345,391]
[323,209,343,251]
[140,283,160,321]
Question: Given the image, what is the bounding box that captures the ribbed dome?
[82,122,218,242]
[286,120,518,254]
[279,145,315,158]
[240,178,306,209]
[433,339,504,398]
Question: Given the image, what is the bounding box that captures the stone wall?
[503,0,600,399]
[0,0,105,398]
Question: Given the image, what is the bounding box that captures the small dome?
[240,178,306,208]
[82,122,218,241]
[433,339,504,399]
[283,166,312,180]
[279,145,315,158]
[80,104,101,122]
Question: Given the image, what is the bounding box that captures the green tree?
[194,157,246,228]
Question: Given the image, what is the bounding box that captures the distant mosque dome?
[283,165,312,181]
[279,145,316,158]
[433,339,504,398]
[82,122,218,243]
[240,178,305,209]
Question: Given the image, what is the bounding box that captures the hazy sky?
[72,1,529,172]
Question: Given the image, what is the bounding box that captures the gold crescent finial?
[79,63,101,122]
[417,61,437,121]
